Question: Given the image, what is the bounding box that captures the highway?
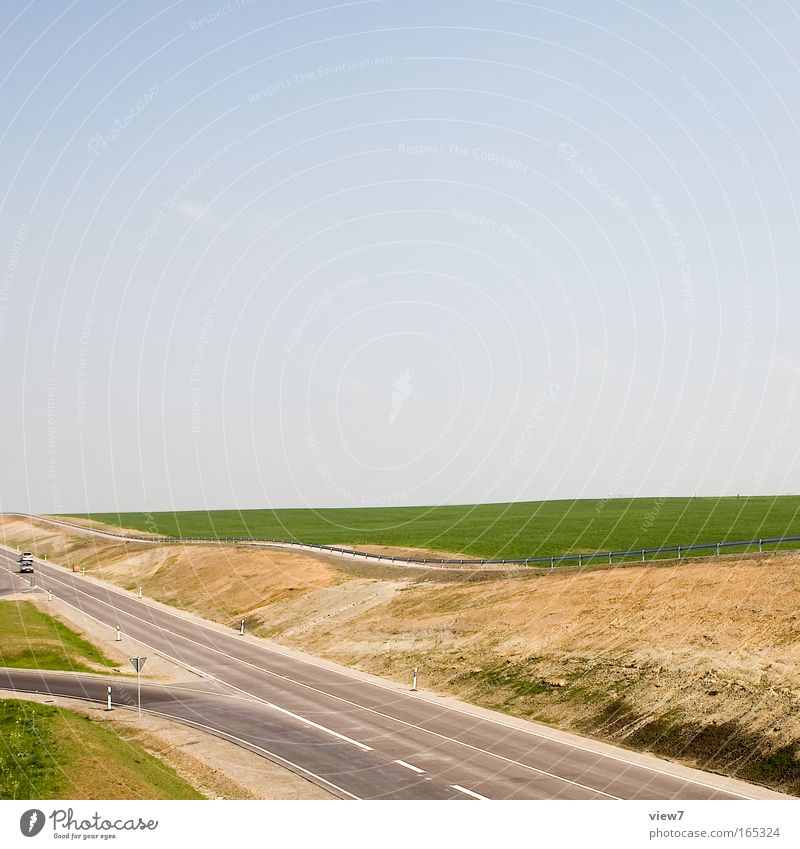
[0,545,781,800]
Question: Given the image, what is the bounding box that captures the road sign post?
[129,657,147,721]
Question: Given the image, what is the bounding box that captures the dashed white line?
[394,759,425,774]
[452,784,488,800]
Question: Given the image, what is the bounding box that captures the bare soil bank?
[3,514,799,795]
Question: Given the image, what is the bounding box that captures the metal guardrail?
[19,515,800,570]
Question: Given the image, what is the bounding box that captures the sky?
[1,0,799,514]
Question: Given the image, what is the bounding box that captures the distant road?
[8,512,799,573]
[0,547,783,800]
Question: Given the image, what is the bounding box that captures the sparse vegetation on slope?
[0,699,204,800]
[0,600,121,673]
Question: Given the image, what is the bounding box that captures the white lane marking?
[0,552,752,800]
[0,558,620,798]
[0,679,358,801]
[1,562,373,754]
[2,537,749,800]
[452,784,488,800]
[394,759,425,774]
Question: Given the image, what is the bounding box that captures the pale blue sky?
[2,0,799,513]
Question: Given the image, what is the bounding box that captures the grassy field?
[0,601,121,673]
[71,495,800,561]
[0,699,203,799]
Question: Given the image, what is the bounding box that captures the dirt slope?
[3,514,799,794]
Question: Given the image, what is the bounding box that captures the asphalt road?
[0,547,780,800]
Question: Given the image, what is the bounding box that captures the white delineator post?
[116,625,122,641]
[412,666,418,691]
[106,686,112,711]
[138,587,142,598]
[240,619,245,635]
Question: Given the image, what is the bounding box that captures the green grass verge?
[0,601,120,673]
[0,699,204,799]
[70,495,800,561]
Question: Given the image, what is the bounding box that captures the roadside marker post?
[115,625,122,641]
[106,686,112,711]
[240,619,245,635]
[138,587,142,598]
[129,657,147,721]
[48,590,52,601]
[412,666,418,691]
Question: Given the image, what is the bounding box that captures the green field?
[0,699,203,800]
[71,495,800,561]
[0,601,121,673]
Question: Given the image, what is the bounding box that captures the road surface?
[0,546,782,800]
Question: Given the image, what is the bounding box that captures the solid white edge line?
[0,555,623,799]
[0,558,374,755]
[4,523,753,798]
[0,680,358,800]
[452,784,489,800]
[394,759,425,774]
[0,546,754,800]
